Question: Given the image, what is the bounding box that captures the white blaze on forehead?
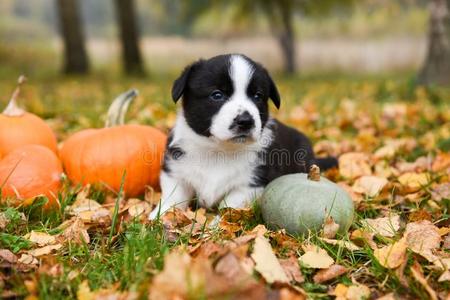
[229,55,254,95]
[210,55,263,142]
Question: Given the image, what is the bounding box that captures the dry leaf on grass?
[352,176,388,197]
[410,261,438,300]
[363,214,400,237]
[279,256,304,284]
[374,238,407,269]
[430,183,450,201]
[350,229,377,249]
[62,218,90,244]
[339,152,372,180]
[0,249,17,263]
[320,238,361,251]
[397,172,430,193]
[28,244,62,257]
[25,231,56,247]
[18,254,38,265]
[299,245,334,269]
[334,283,371,300]
[322,216,340,239]
[404,220,441,263]
[438,270,450,282]
[313,264,347,283]
[251,236,289,284]
[432,152,450,172]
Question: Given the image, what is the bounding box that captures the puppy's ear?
[171,60,202,102]
[268,76,281,109]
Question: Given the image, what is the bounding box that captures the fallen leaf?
[279,256,304,283]
[374,238,407,269]
[398,172,430,193]
[375,293,396,300]
[363,214,400,237]
[432,152,450,172]
[25,231,56,247]
[251,236,289,284]
[0,249,17,263]
[410,261,438,300]
[438,270,450,282]
[351,229,377,249]
[28,244,62,257]
[405,220,441,263]
[339,152,372,180]
[299,245,334,269]
[313,264,347,283]
[62,218,90,244]
[352,176,388,197]
[320,238,361,251]
[18,254,38,265]
[322,216,340,239]
[430,183,450,201]
[334,283,371,300]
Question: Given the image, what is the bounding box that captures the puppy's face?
[172,54,280,143]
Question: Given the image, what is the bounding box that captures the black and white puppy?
[149,54,337,219]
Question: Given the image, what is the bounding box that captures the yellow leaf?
[352,176,388,197]
[374,238,407,269]
[339,152,372,180]
[363,214,400,237]
[398,172,430,193]
[25,231,56,247]
[251,236,289,284]
[299,245,334,269]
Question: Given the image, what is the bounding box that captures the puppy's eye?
[210,90,225,101]
[253,92,263,101]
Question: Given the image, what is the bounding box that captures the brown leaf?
[25,231,56,247]
[350,229,377,249]
[410,261,438,300]
[0,249,17,263]
[374,238,407,269]
[313,264,347,283]
[18,254,38,265]
[322,216,340,239]
[28,244,62,257]
[339,152,372,180]
[62,218,90,244]
[432,152,450,172]
[251,236,289,284]
[430,183,450,201]
[279,256,304,283]
[333,283,371,300]
[405,220,441,263]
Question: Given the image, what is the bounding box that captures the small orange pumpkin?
[0,76,58,159]
[60,90,167,197]
[0,144,63,208]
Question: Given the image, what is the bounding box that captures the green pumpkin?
[259,168,354,235]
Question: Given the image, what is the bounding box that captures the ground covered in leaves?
[0,73,449,300]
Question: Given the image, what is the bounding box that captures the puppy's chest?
[168,144,259,202]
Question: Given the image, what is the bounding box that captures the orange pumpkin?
[60,90,167,197]
[0,76,58,159]
[0,144,63,208]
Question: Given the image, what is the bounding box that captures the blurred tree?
[114,0,145,75]
[56,0,89,74]
[203,0,354,74]
[418,0,450,85]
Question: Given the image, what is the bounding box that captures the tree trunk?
[418,0,450,86]
[56,0,89,74]
[276,4,296,74]
[114,0,145,75]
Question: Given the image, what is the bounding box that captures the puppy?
[149,54,337,219]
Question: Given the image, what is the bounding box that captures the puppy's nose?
[232,111,254,132]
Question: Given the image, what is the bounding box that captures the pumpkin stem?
[105,89,139,127]
[308,164,321,181]
[3,75,27,116]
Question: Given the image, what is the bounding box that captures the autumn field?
[1,43,450,300]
